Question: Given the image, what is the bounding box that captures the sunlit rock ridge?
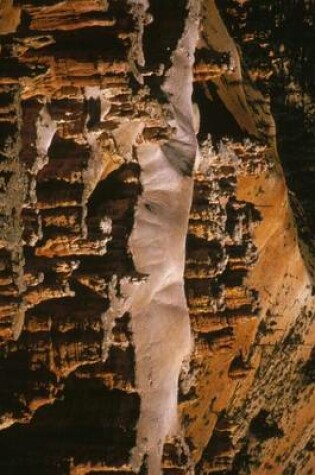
[0,1,314,474]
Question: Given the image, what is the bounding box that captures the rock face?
[0,1,314,474]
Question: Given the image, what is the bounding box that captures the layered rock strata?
[0,1,314,474]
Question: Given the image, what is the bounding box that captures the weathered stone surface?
[0,1,314,474]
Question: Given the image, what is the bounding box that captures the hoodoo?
[0,1,314,474]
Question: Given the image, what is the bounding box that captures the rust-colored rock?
[0,1,314,474]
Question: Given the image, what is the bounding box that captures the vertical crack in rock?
[121,1,201,473]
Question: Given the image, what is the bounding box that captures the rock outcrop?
[0,1,314,474]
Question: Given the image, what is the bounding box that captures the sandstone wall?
[0,1,314,474]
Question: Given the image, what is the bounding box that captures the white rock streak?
[125,1,201,473]
[35,103,57,172]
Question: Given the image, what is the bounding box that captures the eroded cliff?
[0,1,314,474]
